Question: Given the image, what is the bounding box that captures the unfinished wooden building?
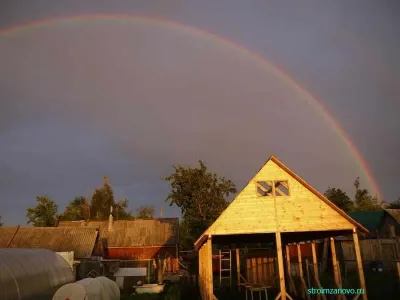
[195,156,368,300]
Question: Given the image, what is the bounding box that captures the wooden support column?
[275,232,293,300]
[206,236,213,300]
[199,244,204,299]
[321,238,329,273]
[285,245,297,296]
[330,237,346,300]
[297,244,311,300]
[352,228,367,300]
[311,241,326,300]
[236,248,241,291]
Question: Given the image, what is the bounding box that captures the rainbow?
[0,13,382,199]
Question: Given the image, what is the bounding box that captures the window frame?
[255,180,290,197]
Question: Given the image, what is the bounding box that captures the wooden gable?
[198,156,366,242]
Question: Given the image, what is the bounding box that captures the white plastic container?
[52,277,120,300]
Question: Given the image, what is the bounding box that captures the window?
[256,180,290,197]
[256,181,273,196]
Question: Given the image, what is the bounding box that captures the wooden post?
[396,261,400,286]
[311,241,326,300]
[330,238,346,300]
[275,232,288,300]
[353,229,367,300]
[206,236,213,300]
[236,248,241,291]
[285,245,297,296]
[297,244,311,300]
[321,238,329,273]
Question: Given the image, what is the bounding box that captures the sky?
[0,0,399,225]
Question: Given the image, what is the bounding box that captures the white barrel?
[52,277,120,300]
[96,277,120,299]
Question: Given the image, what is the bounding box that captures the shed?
[194,155,368,300]
[349,210,400,238]
[0,226,98,259]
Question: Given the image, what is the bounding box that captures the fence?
[336,238,400,271]
[76,259,156,283]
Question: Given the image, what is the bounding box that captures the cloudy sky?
[0,0,399,225]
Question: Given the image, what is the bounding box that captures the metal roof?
[58,218,180,247]
[5,227,98,259]
[348,211,385,232]
[0,226,19,247]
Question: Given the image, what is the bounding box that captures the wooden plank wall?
[245,257,277,285]
[337,238,400,270]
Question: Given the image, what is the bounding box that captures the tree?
[0,216,3,227]
[353,177,383,211]
[387,198,400,209]
[58,196,88,221]
[115,199,134,220]
[27,196,58,226]
[164,160,237,249]
[136,205,155,219]
[90,176,115,220]
[324,187,354,213]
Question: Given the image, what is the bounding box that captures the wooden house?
[194,155,368,300]
[57,217,180,272]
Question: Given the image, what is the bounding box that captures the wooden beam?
[206,236,213,300]
[285,245,297,296]
[352,229,367,300]
[297,244,311,300]
[321,238,328,273]
[311,241,326,300]
[275,232,287,300]
[330,237,346,300]
[236,248,241,291]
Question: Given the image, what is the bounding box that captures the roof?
[5,226,98,259]
[57,218,180,247]
[348,211,385,232]
[0,226,19,247]
[385,209,400,224]
[269,156,368,234]
[194,155,368,249]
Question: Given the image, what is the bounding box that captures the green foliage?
[0,216,3,227]
[115,198,134,220]
[324,187,354,212]
[353,177,383,211]
[136,205,155,219]
[26,195,58,226]
[40,176,133,223]
[90,176,116,220]
[387,198,400,209]
[58,196,88,221]
[164,160,237,249]
[325,177,384,213]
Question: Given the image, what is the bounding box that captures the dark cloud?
[0,0,398,225]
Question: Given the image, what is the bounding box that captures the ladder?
[219,249,232,287]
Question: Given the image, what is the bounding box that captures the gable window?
[256,180,290,197]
